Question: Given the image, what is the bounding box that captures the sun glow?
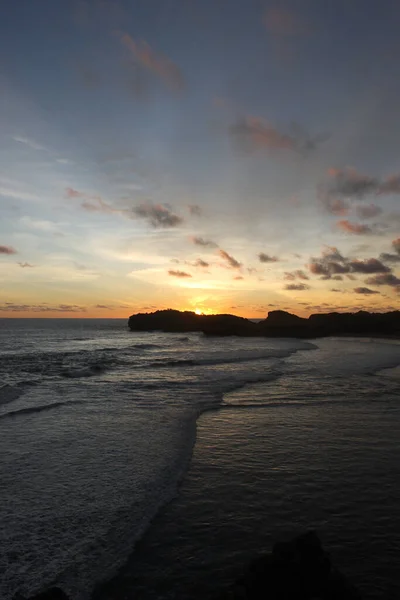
[195,308,202,315]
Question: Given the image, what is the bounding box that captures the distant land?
[128,309,400,338]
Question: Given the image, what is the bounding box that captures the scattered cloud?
[354,287,380,295]
[348,258,390,274]
[193,258,209,268]
[319,168,400,215]
[168,269,192,278]
[380,253,400,263]
[355,204,383,219]
[0,245,17,255]
[0,303,87,313]
[258,252,279,263]
[18,262,34,268]
[365,273,400,288]
[234,275,244,280]
[284,283,310,291]
[219,249,242,269]
[118,32,185,91]
[393,238,400,254]
[190,236,218,248]
[230,116,327,155]
[284,270,309,280]
[132,202,183,228]
[337,220,373,235]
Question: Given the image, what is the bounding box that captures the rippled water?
[0,319,399,599]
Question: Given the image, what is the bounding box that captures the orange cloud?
[337,220,373,235]
[168,270,192,278]
[219,249,242,269]
[118,33,185,91]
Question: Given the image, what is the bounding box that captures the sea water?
[0,318,399,599]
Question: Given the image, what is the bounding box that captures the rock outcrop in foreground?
[15,533,361,600]
[128,308,400,338]
[220,531,362,599]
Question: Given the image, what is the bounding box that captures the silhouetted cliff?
[128,309,400,338]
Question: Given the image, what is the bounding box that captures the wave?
[0,382,37,405]
[0,399,86,420]
[147,348,301,369]
[60,362,109,378]
[131,343,164,350]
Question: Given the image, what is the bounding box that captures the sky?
[0,0,399,318]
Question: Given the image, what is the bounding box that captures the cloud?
[284,283,310,291]
[393,238,400,254]
[188,204,202,217]
[219,249,242,269]
[118,32,185,91]
[190,236,218,248]
[95,304,114,309]
[168,270,192,278]
[0,245,17,255]
[193,258,209,268]
[319,168,400,215]
[258,252,279,263]
[348,258,391,274]
[234,275,244,280]
[354,287,380,295]
[355,204,383,219]
[0,303,87,313]
[12,135,47,151]
[65,187,82,198]
[379,253,400,263]
[337,220,373,235]
[284,270,309,280]
[18,262,34,268]
[264,7,308,36]
[132,202,183,228]
[229,117,327,155]
[365,273,400,288]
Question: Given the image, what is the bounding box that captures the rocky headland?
[128,308,400,338]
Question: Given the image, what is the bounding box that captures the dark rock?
[219,532,362,599]
[128,308,400,338]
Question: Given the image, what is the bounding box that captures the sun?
[195,308,203,315]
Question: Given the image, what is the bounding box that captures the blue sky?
[0,0,399,317]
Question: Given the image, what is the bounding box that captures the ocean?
[0,318,400,599]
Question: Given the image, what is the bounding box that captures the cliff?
[128,309,400,338]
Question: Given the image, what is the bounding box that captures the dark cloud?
[284,283,310,291]
[348,258,391,274]
[0,303,86,312]
[229,116,327,155]
[393,238,400,254]
[355,204,383,219]
[168,270,192,278]
[193,258,209,268]
[337,220,373,235]
[258,252,279,263]
[132,202,183,228]
[95,304,114,309]
[219,249,242,269]
[319,168,400,215]
[354,287,380,295]
[0,245,17,255]
[18,262,34,268]
[118,33,185,91]
[365,273,400,288]
[190,236,218,248]
[284,270,309,281]
[379,253,400,263]
[332,275,343,280]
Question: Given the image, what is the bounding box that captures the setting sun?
[195,308,202,315]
